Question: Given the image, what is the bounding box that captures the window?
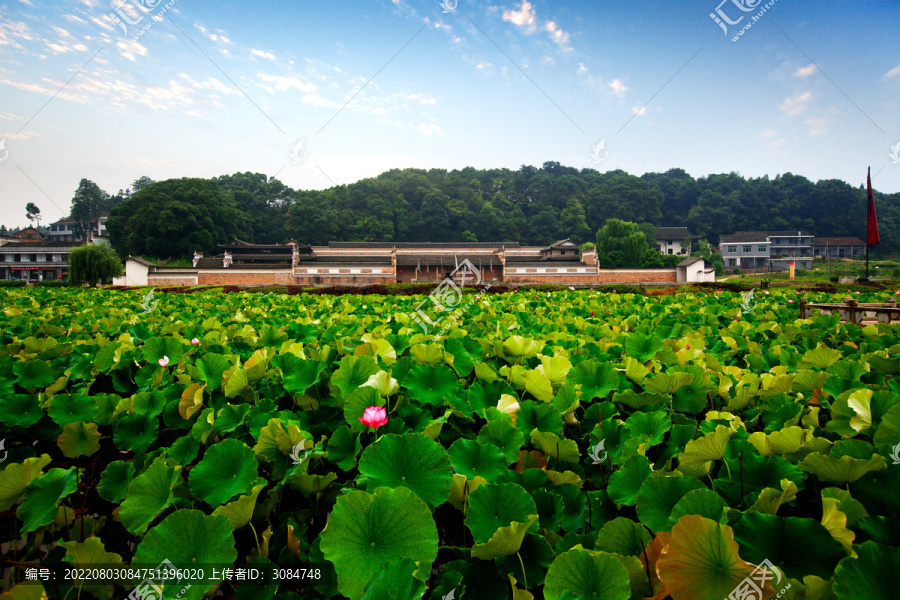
[666,240,672,245]
[727,246,737,253]
[743,246,752,253]
[30,254,38,262]
[668,249,673,255]
[728,259,736,266]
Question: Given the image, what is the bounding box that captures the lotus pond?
[0,286,899,600]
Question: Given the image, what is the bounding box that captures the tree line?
[12,165,898,259]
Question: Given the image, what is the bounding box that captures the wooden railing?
[798,297,900,324]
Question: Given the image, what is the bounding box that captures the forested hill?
[105,164,900,259]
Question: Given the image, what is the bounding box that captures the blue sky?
[1,0,899,228]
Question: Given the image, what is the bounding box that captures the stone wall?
[148,274,198,286]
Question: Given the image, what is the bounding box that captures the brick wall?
[293,275,393,285]
[197,272,294,285]
[596,269,677,283]
[148,275,198,286]
[504,274,599,284]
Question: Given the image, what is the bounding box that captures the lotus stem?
[516,551,528,591]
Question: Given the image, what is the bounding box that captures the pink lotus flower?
[191,338,200,345]
[476,296,480,301]
[590,311,594,317]
[359,406,388,429]
[686,344,691,349]
[158,355,170,367]
[855,291,860,295]
[788,300,794,303]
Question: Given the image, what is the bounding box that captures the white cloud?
[608,78,629,97]
[406,93,436,105]
[758,130,777,141]
[256,73,319,94]
[301,93,335,107]
[577,62,588,74]
[806,116,830,135]
[631,104,647,116]
[90,16,115,32]
[417,123,441,135]
[544,20,571,51]
[502,1,537,33]
[116,39,148,62]
[250,48,277,61]
[885,65,900,78]
[795,64,817,78]
[780,91,812,116]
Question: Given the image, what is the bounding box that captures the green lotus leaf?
[516,400,563,435]
[141,336,184,365]
[60,537,124,600]
[224,367,250,398]
[358,433,452,509]
[133,509,237,600]
[328,426,363,471]
[657,515,771,600]
[17,468,78,534]
[465,482,538,544]
[643,371,694,395]
[666,488,728,529]
[214,403,252,433]
[360,558,427,600]
[543,548,631,600]
[821,488,868,526]
[48,393,98,426]
[593,516,652,556]
[57,421,102,458]
[471,515,539,560]
[96,460,134,504]
[502,335,544,360]
[799,451,888,484]
[254,417,309,468]
[749,479,799,515]
[259,323,289,347]
[798,346,843,370]
[538,355,573,388]
[0,394,43,428]
[476,420,525,464]
[13,359,56,389]
[132,391,166,417]
[678,425,734,467]
[0,455,52,511]
[168,436,201,466]
[569,360,619,401]
[873,403,900,446]
[444,337,478,377]
[195,353,231,389]
[624,333,665,363]
[403,365,461,405]
[189,438,260,506]
[119,459,182,535]
[113,413,159,454]
[635,475,706,533]
[320,487,438,600]
[410,343,444,366]
[273,354,326,395]
[522,368,552,402]
[332,355,380,398]
[732,511,846,580]
[496,532,555,589]
[467,379,516,413]
[531,431,580,464]
[623,411,672,446]
[833,541,900,600]
[212,483,266,529]
[607,455,653,506]
[448,438,509,482]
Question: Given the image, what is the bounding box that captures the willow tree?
[68,244,123,286]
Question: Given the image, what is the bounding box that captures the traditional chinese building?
[115,238,714,287]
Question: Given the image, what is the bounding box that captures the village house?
[114,238,716,287]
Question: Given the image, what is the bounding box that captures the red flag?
[867,167,880,245]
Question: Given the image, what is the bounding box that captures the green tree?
[106,178,248,259]
[70,179,111,241]
[596,219,648,268]
[25,203,41,229]
[68,244,123,286]
[638,222,657,250]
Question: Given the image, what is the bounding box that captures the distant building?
[0,241,82,281]
[46,214,109,242]
[720,233,771,270]
[654,227,694,256]
[117,237,714,287]
[14,227,43,242]
[812,237,865,258]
